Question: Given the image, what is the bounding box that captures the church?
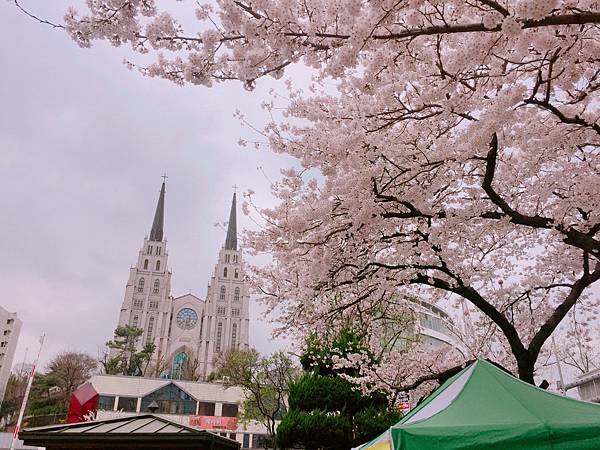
[111,180,250,380]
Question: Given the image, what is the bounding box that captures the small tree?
[277,331,402,450]
[214,350,298,450]
[103,326,155,376]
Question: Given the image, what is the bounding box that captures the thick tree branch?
[483,133,600,260]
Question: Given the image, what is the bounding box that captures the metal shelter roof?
[20,414,241,450]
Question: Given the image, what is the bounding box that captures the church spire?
[224,192,237,250]
[149,180,166,242]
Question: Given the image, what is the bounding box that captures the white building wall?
[0,307,21,403]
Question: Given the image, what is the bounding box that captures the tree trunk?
[516,354,535,384]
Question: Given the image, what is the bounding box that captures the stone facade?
[113,182,249,379]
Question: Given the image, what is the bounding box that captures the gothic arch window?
[137,278,145,293]
[148,245,153,254]
[153,279,160,294]
[223,267,228,278]
[219,286,226,302]
[234,269,239,279]
[231,323,238,349]
[171,352,188,380]
[157,247,161,256]
[146,316,155,345]
[234,287,240,302]
[143,259,149,270]
[132,315,139,328]
[216,323,223,353]
[156,260,161,271]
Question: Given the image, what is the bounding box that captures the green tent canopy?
[355,359,600,450]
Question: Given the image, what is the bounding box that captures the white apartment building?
[0,307,22,403]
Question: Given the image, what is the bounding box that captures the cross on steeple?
[232,184,238,194]
[162,173,168,184]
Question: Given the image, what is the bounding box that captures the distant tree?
[0,373,27,425]
[103,326,155,376]
[47,351,97,398]
[277,330,402,450]
[214,349,299,450]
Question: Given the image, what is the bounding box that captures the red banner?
[189,415,237,430]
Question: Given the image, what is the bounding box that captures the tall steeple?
[224,192,237,250]
[149,181,166,242]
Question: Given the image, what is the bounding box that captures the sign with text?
[189,415,237,430]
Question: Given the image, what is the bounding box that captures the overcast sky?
[0,1,298,370]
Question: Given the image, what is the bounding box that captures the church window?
[231,323,238,349]
[148,245,153,254]
[216,323,223,353]
[234,269,239,279]
[146,317,154,345]
[156,260,161,271]
[137,278,145,293]
[143,259,148,270]
[219,286,226,301]
[225,254,230,263]
[217,306,226,316]
[171,352,188,380]
[234,287,240,302]
[133,299,143,309]
[233,255,238,263]
[153,279,160,294]
[232,308,240,318]
[157,247,161,256]
[132,315,139,328]
[223,267,228,277]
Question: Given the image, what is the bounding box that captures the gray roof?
[224,193,237,250]
[23,415,199,435]
[149,182,166,242]
[20,414,241,450]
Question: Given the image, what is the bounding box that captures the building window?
[216,322,223,353]
[217,306,226,316]
[233,255,238,263]
[6,319,13,325]
[231,323,238,348]
[3,330,10,336]
[243,433,250,448]
[133,299,144,309]
[219,286,226,301]
[156,260,161,271]
[231,308,240,318]
[98,395,116,411]
[171,352,188,380]
[198,402,215,415]
[157,247,161,256]
[148,245,153,254]
[223,267,228,277]
[137,278,145,292]
[234,269,239,279]
[225,254,230,263]
[132,315,139,328]
[153,279,160,294]
[146,317,154,345]
[234,287,240,302]
[117,396,138,412]
[143,259,149,270]
[222,403,239,418]
[141,384,196,415]
[0,342,7,348]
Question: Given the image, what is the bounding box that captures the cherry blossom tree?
[19,0,600,386]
